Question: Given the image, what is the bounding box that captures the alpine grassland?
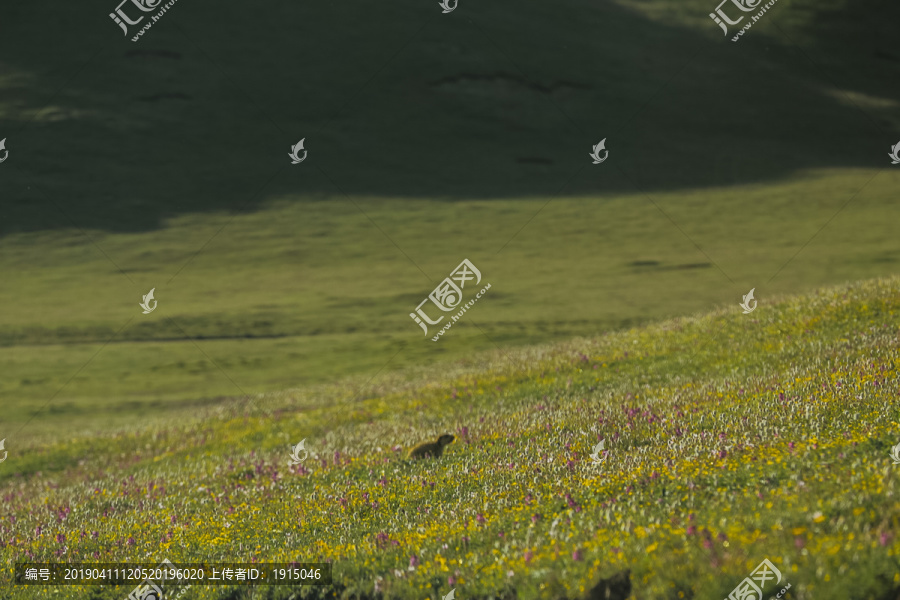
[1,276,899,600]
[1,0,898,438]
[2,0,899,598]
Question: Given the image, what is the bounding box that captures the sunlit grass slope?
[1,276,900,600]
[2,167,899,439]
[2,0,900,438]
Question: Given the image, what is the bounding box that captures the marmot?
[408,434,455,459]
[586,569,631,600]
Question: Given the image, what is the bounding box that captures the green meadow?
[1,168,899,437]
[1,0,898,437]
[1,0,900,597]
[1,276,899,600]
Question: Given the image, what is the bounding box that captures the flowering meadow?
[1,276,899,600]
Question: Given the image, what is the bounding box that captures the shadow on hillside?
[0,0,897,236]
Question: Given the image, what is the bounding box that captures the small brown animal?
[553,568,631,600]
[408,434,455,459]
[585,569,631,600]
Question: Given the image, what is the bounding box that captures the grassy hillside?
[1,171,898,436]
[1,0,898,225]
[1,276,899,599]
[1,0,900,437]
